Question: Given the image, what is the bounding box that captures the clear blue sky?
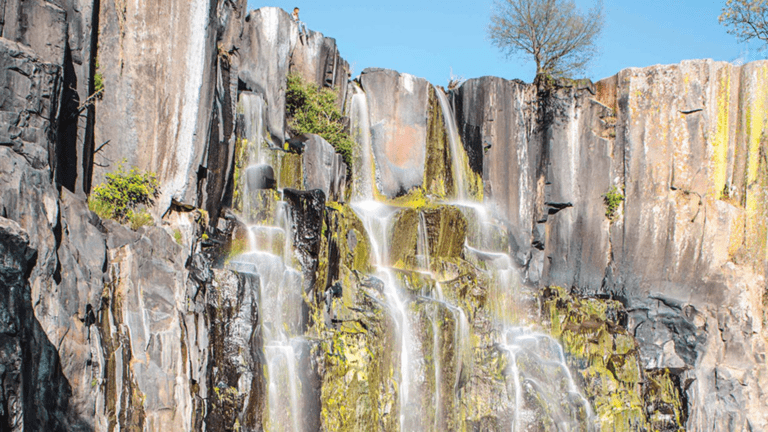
[247,0,761,85]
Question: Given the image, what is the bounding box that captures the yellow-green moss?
[713,68,731,200]
[424,87,452,199]
[541,287,687,432]
[743,66,768,266]
[275,151,304,190]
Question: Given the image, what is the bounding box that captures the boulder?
[302,134,347,202]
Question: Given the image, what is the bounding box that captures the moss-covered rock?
[424,86,453,199]
[313,275,399,432]
[388,205,468,270]
[541,287,687,432]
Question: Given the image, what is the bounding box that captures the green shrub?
[285,73,353,170]
[94,59,104,94]
[603,185,624,220]
[89,163,160,229]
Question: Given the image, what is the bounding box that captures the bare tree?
[488,0,603,77]
[719,0,768,47]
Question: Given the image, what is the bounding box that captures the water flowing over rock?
[0,3,766,432]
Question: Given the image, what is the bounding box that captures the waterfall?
[347,82,376,201]
[232,79,594,432]
[346,82,595,432]
[434,86,470,201]
[350,201,420,431]
[230,94,309,432]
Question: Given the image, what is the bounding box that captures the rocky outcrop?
[93,0,241,211]
[0,38,62,169]
[360,68,430,198]
[455,62,768,430]
[290,29,349,110]
[238,7,297,149]
[0,217,85,431]
[302,134,347,202]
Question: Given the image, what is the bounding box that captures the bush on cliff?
[603,185,624,220]
[285,73,353,170]
[88,163,160,230]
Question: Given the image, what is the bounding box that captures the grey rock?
[0,38,63,169]
[454,76,537,243]
[455,61,768,429]
[360,68,429,197]
[238,7,298,148]
[290,29,349,109]
[53,0,99,196]
[246,164,276,190]
[302,134,347,201]
[0,217,89,431]
[203,269,264,431]
[0,0,67,65]
[284,188,325,328]
[199,0,249,228]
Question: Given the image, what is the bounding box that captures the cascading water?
[345,81,595,431]
[229,93,309,432]
[434,86,469,201]
[350,201,420,431]
[232,76,593,431]
[230,201,307,432]
[347,82,376,201]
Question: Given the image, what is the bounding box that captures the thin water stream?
[434,87,468,201]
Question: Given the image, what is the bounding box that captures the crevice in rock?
[82,0,101,195]
[56,41,79,192]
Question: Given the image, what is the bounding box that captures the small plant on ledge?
[603,185,624,221]
[88,162,160,230]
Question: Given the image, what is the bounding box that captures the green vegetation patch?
[285,73,353,171]
[89,163,159,230]
[603,185,624,220]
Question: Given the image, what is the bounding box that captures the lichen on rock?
[541,286,687,432]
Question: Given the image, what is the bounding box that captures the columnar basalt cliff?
[0,3,766,431]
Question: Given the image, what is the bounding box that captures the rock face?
[238,7,298,149]
[456,63,768,430]
[94,0,229,210]
[1,3,767,432]
[290,29,349,110]
[360,68,430,197]
[0,217,83,431]
[302,134,347,202]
